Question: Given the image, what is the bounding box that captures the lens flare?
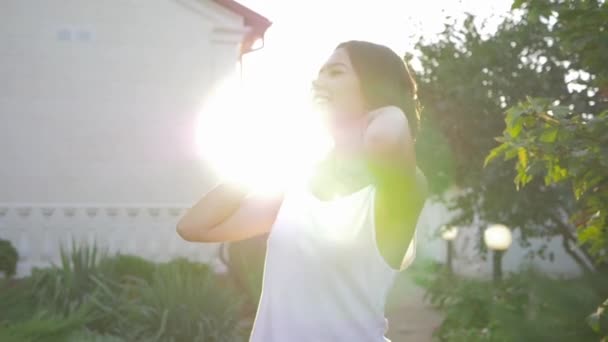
[196,70,332,194]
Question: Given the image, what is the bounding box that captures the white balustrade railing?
[0,203,222,277]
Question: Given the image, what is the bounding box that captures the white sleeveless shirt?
[249,182,416,342]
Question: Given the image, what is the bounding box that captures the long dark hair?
[336,40,421,141]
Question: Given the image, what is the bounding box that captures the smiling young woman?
[177,40,428,342]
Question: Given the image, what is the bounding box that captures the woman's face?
[313,48,368,153]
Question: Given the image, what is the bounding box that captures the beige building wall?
[0,0,249,276]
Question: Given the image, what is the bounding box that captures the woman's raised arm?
[176,184,283,243]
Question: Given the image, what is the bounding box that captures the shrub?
[98,253,156,285]
[0,304,95,342]
[0,277,39,323]
[92,257,246,341]
[65,328,126,342]
[425,268,607,341]
[0,240,247,341]
[30,240,105,316]
[407,258,444,289]
[0,239,18,278]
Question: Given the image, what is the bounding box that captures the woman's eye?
[329,69,344,77]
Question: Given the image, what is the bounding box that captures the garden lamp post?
[483,224,512,283]
[441,225,459,274]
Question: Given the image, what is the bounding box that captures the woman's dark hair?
[336,40,421,140]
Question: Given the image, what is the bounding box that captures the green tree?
[485,0,608,337]
[414,11,598,269]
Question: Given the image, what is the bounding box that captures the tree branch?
[548,213,596,274]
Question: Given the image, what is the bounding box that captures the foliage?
[407,257,444,289]
[65,329,126,342]
[29,240,105,317]
[0,240,247,341]
[413,10,597,268]
[93,257,244,342]
[0,305,95,342]
[512,0,608,89]
[424,269,608,341]
[0,277,39,323]
[98,253,156,285]
[0,238,18,278]
[486,100,608,263]
[503,0,608,266]
[588,298,608,341]
[484,0,608,337]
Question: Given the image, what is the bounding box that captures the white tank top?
[249,182,416,342]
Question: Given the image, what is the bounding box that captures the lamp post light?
[441,225,459,274]
[483,224,513,283]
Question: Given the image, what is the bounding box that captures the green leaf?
[506,105,525,121]
[547,163,569,184]
[539,126,559,143]
[484,143,509,167]
[518,147,528,169]
[505,147,519,161]
[507,119,523,137]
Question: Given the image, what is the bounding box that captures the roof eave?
[212,0,272,55]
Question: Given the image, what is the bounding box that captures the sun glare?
[196,67,332,195]
[196,0,513,195]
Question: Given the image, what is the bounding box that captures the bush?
[98,253,156,285]
[96,257,245,341]
[0,240,247,341]
[0,240,107,325]
[424,268,608,341]
[0,278,39,323]
[0,305,95,342]
[0,239,18,278]
[407,258,444,289]
[30,240,105,316]
[65,328,126,342]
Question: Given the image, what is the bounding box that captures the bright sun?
[196,68,332,194]
[195,0,514,193]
